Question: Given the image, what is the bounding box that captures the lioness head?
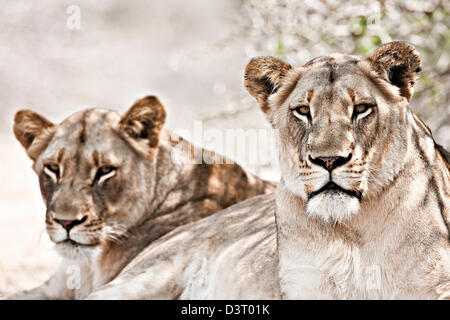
[13,96,166,258]
[245,41,421,223]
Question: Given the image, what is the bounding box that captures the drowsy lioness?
[88,41,449,300]
[9,95,275,299]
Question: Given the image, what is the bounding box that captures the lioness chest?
[278,237,444,299]
[278,244,389,299]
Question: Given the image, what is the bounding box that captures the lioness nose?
[54,216,88,231]
[310,154,352,171]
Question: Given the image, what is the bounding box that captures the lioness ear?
[367,41,421,101]
[13,110,55,160]
[119,95,167,149]
[244,56,292,114]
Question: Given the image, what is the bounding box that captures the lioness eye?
[352,103,375,121]
[354,104,368,114]
[101,165,113,174]
[44,164,60,182]
[293,105,311,119]
[296,105,310,115]
[95,165,117,185]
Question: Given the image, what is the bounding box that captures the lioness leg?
[87,258,195,299]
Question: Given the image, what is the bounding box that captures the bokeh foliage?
[236,0,450,146]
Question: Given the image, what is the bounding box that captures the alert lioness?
[9,95,274,299]
[88,42,450,299]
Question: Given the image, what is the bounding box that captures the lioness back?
[88,193,279,299]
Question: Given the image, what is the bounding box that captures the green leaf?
[275,39,285,56]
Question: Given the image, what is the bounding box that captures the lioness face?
[273,54,386,222]
[38,110,136,251]
[14,96,166,257]
[245,42,421,223]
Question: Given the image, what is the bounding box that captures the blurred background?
[0,0,448,297]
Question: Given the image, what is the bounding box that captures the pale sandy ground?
[0,1,448,299]
[0,134,60,298]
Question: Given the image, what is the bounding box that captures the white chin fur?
[306,191,360,224]
[55,242,99,261]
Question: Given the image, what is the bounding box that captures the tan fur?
[244,56,292,115]
[367,41,421,101]
[88,42,449,300]
[13,110,56,161]
[9,95,274,300]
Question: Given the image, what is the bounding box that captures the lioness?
[88,42,450,299]
[10,95,275,299]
